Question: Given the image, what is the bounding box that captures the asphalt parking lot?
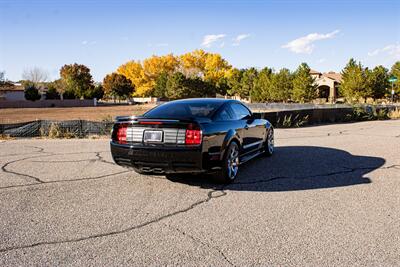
[0,120,399,266]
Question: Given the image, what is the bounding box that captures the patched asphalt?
[0,120,399,266]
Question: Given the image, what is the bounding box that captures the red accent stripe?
[139,121,163,125]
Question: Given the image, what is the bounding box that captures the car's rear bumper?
[110,141,205,174]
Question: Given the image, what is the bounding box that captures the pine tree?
[365,66,389,100]
[153,72,169,98]
[390,61,400,94]
[227,68,244,97]
[252,67,273,102]
[292,63,317,103]
[24,85,41,101]
[340,58,367,102]
[272,68,293,102]
[240,68,258,100]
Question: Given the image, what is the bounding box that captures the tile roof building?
[310,70,342,103]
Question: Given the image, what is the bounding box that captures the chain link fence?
[0,120,113,138]
[0,105,397,138]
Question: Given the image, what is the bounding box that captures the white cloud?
[82,40,96,45]
[233,34,250,46]
[317,58,326,63]
[282,30,340,54]
[201,34,226,47]
[368,43,400,59]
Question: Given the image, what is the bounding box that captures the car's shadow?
[165,146,385,192]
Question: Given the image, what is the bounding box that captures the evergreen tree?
[153,72,169,98]
[340,58,367,102]
[24,85,41,101]
[240,68,258,100]
[272,68,293,102]
[292,63,317,103]
[165,72,188,99]
[390,61,400,94]
[45,85,60,99]
[365,66,389,99]
[227,68,244,97]
[165,72,216,99]
[252,67,273,102]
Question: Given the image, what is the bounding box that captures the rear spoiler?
[114,116,211,124]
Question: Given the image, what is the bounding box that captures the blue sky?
[1,0,399,82]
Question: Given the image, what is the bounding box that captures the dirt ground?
[0,104,155,123]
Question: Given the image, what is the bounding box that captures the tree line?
[2,49,399,102]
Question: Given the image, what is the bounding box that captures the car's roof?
[168,98,239,105]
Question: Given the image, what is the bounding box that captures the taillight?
[185,125,202,145]
[116,124,127,144]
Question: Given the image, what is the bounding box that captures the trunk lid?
[112,116,206,146]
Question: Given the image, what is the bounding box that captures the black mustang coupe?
[110,98,274,183]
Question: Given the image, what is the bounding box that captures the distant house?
[0,82,25,101]
[310,69,342,103]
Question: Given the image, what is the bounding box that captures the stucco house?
[310,69,342,103]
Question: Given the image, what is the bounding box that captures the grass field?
[0,104,156,123]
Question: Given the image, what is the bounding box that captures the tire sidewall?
[220,142,239,183]
[264,128,274,156]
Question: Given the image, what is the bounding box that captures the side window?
[231,103,251,120]
[214,106,233,121]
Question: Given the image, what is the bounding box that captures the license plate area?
[143,130,163,143]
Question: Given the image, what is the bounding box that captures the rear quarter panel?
[201,120,244,157]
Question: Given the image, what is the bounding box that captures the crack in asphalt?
[165,223,235,266]
[0,170,132,190]
[0,189,227,253]
[3,162,387,254]
[0,149,130,190]
[383,164,400,170]
[1,155,47,184]
[0,161,395,253]
[232,165,382,186]
[28,146,45,153]
[0,140,397,255]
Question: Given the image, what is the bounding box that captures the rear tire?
[263,128,274,157]
[214,142,240,184]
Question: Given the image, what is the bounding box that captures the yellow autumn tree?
[204,53,231,83]
[116,50,231,97]
[117,54,179,96]
[180,49,231,83]
[116,61,147,96]
[179,49,208,78]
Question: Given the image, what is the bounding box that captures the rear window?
[143,102,222,119]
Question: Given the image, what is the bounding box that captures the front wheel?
[263,128,274,157]
[214,142,240,184]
